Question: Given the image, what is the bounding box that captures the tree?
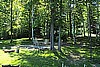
[50,0,55,50]
[10,0,13,43]
[58,0,63,51]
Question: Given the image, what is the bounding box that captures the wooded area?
[0,0,100,67]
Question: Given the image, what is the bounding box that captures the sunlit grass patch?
[0,50,14,67]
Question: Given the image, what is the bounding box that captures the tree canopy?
[0,0,100,50]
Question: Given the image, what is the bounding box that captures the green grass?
[0,46,99,67]
[0,38,100,67]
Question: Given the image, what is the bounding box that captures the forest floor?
[0,38,100,67]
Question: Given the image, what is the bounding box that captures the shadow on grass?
[0,38,100,67]
[8,45,100,67]
[10,50,62,67]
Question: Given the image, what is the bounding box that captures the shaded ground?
[0,46,100,67]
[0,38,100,67]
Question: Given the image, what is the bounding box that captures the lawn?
[0,38,100,67]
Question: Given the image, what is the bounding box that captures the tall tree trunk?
[58,0,62,51]
[50,22,54,50]
[73,0,76,45]
[72,13,76,45]
[69,0,72,38]
[96,0,99,42]
[98,0,100,42]
[83,20,85,37]
[69,12,72,38]
[86,0,90,39]
[89,4,92,44]
[67,12,70,37]
[44,19,46,39]
[50,0,54,50]
[31,0,34,44]
[10,0,13,43]
[58,26,61,51]
[83,1,86,37]
[29,9,31,40]
[88,2,92,60]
